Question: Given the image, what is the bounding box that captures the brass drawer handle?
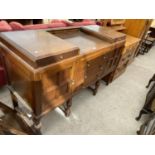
[87,63,90,67]
[60,55,64,59]
[100,66,103,70]
[103,56,107,60]
[70,80,75,85]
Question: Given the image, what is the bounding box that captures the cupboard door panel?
[42,66,72,110]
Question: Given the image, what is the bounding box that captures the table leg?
[88,80,100,96]
[64,98,72,117]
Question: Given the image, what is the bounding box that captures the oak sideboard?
[0,25,126,132]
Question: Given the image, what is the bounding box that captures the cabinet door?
[41,65,73,111]
[102,49,119,75]
[72,58,85,92]
[99,53,110,78]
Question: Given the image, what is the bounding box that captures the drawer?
[84,72,100,87]
[84,55,105,86]
[84,48,121,86]
[86,57,102,72]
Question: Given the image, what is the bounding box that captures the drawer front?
[84,72,101,87]
[84,56,102,86]
[86,56,102,74]
[84,48,122,87]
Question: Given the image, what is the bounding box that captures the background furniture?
[123,19,152,38]
[2,19,43,25]
[137,114,155,135]
[98,19,153,81]
[111,35,140,80]
[99,19,126,32]
[136,74,155,120]
[138,33,155,55]
[0,19,97,32]
[0,100,37,135]
[0,60,38,134]
[123,19,153,56]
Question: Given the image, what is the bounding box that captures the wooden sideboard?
[123,19,152,38]
[0,25,126,132]
[111,35,140,80]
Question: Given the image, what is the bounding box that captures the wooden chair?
[0,67,40,134]
[137,114,155,135]
[0,90,39,135]
[139,32,155,55]
[136,74,155,120]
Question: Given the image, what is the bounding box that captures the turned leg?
[102,73,113,86]
[88,80,100,96]
[64,99,72,117]
[93,81,100,96]
[105,81,109,86]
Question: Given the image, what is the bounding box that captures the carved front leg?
[93,81,100,95]
[88,80,100,96]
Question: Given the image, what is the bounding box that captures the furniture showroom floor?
[1,47,155,135]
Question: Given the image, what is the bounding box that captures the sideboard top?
[0,25,126,68]
[0,30,79,60]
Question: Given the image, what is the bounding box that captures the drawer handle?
[100,66,103,70]
[60,56,64,59]
[87,63,90,67]
[70,80,75,85]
